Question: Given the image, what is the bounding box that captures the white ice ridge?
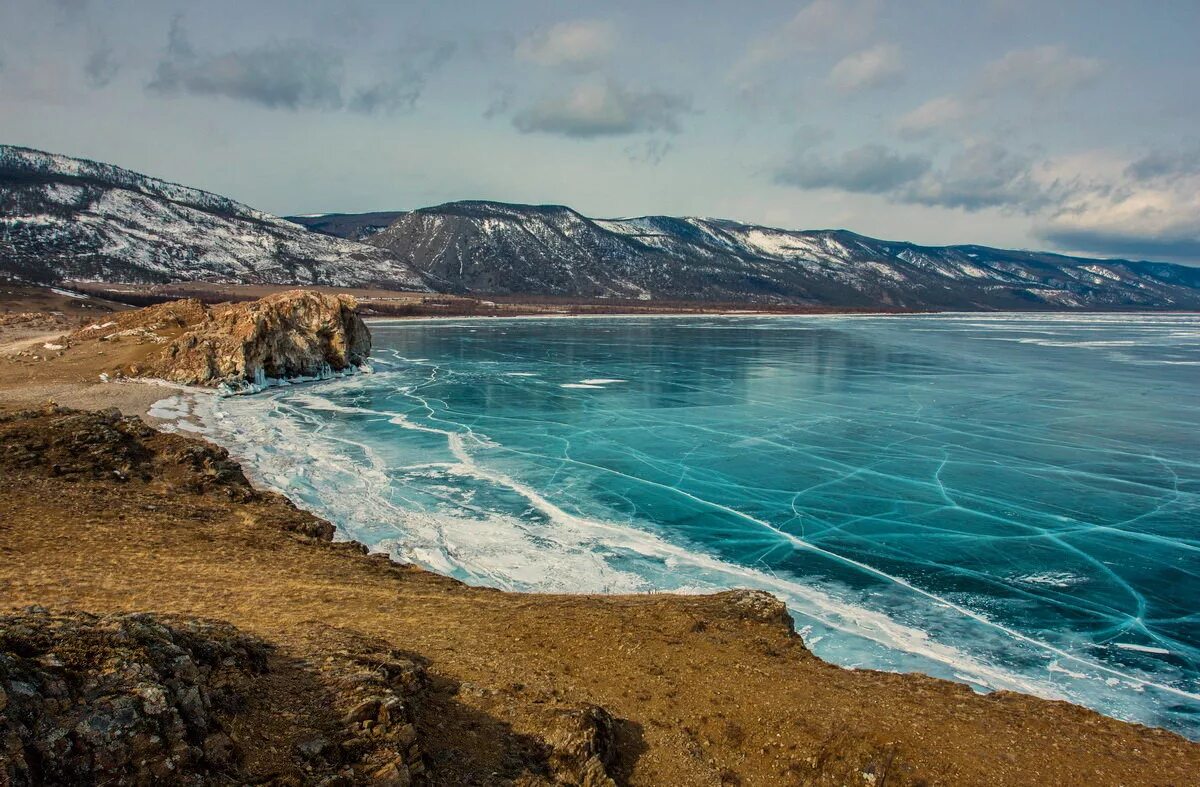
[197,377,1200,716]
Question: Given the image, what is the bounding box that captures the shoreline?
[3,400,1199,786]
[2,297,1199,782]
[362,308,1200,323]
[156,321,1199,742]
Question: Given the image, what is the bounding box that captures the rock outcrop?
[69,290,372,388]
[0,609,434,786]
[0,608,269,785]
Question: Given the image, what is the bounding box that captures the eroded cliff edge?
[67,289,371,388]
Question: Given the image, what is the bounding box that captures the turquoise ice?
[205,314,1200,737]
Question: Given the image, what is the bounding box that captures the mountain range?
[4,144,1200,310]
[0,146,428,291]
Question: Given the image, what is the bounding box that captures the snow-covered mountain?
[286,211,405,242]
[362,200,1200,310]
[4,145,1199,310]
[0,146,429,290]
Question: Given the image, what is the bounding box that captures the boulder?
[72,290,372,388]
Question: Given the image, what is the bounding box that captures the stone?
[71,290,372,388]
[546,705,620,787]
[371,761,412,786]
[296,733,338,763]
[0,608,265,785]
[343,698,382,725]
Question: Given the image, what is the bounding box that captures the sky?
[1,0,1198,263]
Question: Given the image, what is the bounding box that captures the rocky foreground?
[1,405,1198,785]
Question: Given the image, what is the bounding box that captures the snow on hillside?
[0,145,429,290]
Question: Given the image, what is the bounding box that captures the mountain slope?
[286,211,406,242]
[0,146,429,290]
[363,200,1200,310]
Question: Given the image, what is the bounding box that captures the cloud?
[1125,147,1200,182]
[895,96,968,138]
[976,44,1102,100]
[513,80,692,138]
[624,139,673,166]
[774,144,930,193]
[900,142,1053,212]
[729,0,877,94]
[349,41,455,115]
[774,136,1068,214]
[148,17,344,110]
[1034,151,1200,260]
[84,45,118,88]
[1037,184,1200,260]
[483,83,516,119]
[829,44,903,92]
[893,45,1102,139]
[516,19,616,72]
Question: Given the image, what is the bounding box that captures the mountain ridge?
[0,145,430,291]
[3,144,1199,310]
[351,200,1200,309]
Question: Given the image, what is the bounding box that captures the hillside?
[287,211,407,242]
[361,201,1200,310]
[0,146,429,291]
[5,145,1200,310]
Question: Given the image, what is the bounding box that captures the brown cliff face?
[68,290,372,387]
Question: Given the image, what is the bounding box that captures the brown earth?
[0,291,1198,785]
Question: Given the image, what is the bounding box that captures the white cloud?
[1037,153,1200,259]
[976,44,1102,99]
[729,0,877,88]
[513,80,691,138]
[894,45,1102,139]
[516,19,616,72]
[829,44,903,92]
[895,96,968,137]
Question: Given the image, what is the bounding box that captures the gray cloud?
[774,139,1067,214]
[349,41,456,115]
[148,17,345,110]
[84,45,118,88]
[624,139,673,166]
[901,142,1052,212]
[1036,228,1200,260]
[1126,148,1200,181]
[482,83,515,119]
[774,144,930,193]
[975,45,1102,100]
[513,81,692,138]
[516,19,616,72]
[829,44,904,92]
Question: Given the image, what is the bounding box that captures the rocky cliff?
[68,290,372,388]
